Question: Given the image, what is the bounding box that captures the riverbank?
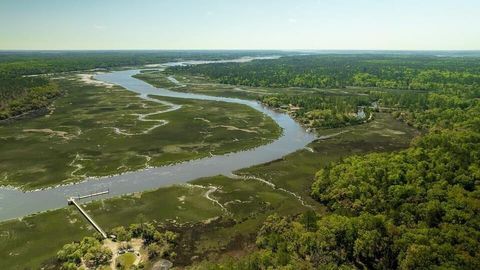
[0,75,281,191]
[0,112,418,269]
[0,67,312,221]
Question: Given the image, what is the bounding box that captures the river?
[0,58,316,221]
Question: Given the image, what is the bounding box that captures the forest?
[179,55,480,269]
[0,75,60,120]
[197,115,479,269]
[170,54,480,91]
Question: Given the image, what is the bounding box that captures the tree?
[146,243,163,259]
[112,226,131,241]
[300,210,318,232]
[84,245,112,268]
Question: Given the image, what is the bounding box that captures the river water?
[0,59,316,221]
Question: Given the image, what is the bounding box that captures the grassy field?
[0,208,92,269]
[0,111,418,269]
[135,70,344,100]
[0,75,280,190]
[116,253,136,269]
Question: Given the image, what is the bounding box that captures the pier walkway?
[68,191,109,239]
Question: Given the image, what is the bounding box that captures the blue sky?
[1,0,479,50]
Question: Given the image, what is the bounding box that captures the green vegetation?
[0,51,286,76]
[169,54,480,130]
[261,94,372,128]
[175,55,480,269]
[0,112,415,269]
[199,127,479,269]
[85,185,224,227]
[116,253,136,269]
[170,54,480,91]
[134,70,345,101]
[0,184,207,270]
[134,71,268,100]
[0,76,280,189]
[0,51,286,125]
[0,208,91,270]
[0,76,61,120]
[2,53,479,269]
[57,224,177,270]
[137,71,374,129]
[57,236,113,269]
[309,131,480,269]
[237,113,418,202]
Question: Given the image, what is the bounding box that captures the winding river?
[0,58,316,221]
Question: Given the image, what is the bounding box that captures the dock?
[68,190,109,239]
[72,190,109,200]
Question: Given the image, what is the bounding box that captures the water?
[0,60,316,221]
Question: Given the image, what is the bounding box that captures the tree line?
[0,51,287,76]
[169,54,480,91]
[0,75,60,120]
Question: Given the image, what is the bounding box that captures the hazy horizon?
[1,0,480,50]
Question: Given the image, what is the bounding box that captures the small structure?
[288,104,301,112]
[356,107,366,120]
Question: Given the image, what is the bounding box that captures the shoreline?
[0,61,315,221]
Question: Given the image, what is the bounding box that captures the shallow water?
[0,59,316,221]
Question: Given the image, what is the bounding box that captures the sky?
[1,0,479,50]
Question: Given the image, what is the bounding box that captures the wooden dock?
[68,190,109,239]
[72,190,109,200]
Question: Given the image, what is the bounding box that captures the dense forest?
[0,75,60,120]
[169,54,480,91]
[181,55,480,269]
